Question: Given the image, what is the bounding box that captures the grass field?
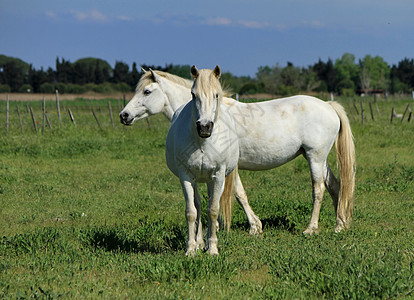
[0,95,413,298]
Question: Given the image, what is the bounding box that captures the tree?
[390,58,414,93]
[0,55,29,92]
[129,62,140,88]
[56,57,73,83]
[2,61,26,92]
[28,65,47,93]
[256,64,282,95]
[166,64,192,79]
[113,61,129,83]
[312,58,336,92]
[334,53,359,94]
[359,55,390,91]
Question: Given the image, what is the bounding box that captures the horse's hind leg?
[324,164,348,233]
[324,164,340,216]
[303,159,327,235]
[234,173,263,235]
[194,184,205,250]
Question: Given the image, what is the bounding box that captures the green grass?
[0,96,413,298]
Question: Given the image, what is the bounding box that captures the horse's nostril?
[121,112,129,120]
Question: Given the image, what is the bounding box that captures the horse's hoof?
[334,225,344,233]
[205,243,219,256]
[207,248,219,256]
[249,224,263,235]
[196,241,205,250]
[303,227,320,235]
[186,243,197,257]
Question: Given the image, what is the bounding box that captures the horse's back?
[224,95,340,170]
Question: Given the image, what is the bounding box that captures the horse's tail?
[329,102,356,231]
[220,165,236,232]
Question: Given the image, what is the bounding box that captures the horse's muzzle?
[119,112,132,125]
[196,121,214,138]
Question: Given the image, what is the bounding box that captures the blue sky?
[1,0,413,76]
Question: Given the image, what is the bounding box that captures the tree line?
[1,53,414,96]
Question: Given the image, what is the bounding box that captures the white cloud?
[118,15,132,21]
[68,9,108,23]
[238,20,271,29]
[302,20,325,28]
[202,17,232,26]
[45,11,58,20]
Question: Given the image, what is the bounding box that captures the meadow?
[0,95,413,299]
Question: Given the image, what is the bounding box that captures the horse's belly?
[237,140,302,170]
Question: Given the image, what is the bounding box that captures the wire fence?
[1,91,134,136]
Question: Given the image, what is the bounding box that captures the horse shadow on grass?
[81,222,187,254]
[232,214,299,234]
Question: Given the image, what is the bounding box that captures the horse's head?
[191,65,222,138]
[119,68,169,125]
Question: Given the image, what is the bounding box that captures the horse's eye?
[215,93,219,99]
[144,90,151,95]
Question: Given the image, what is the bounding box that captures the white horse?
[120,67,356,236]
[166,66,239,256]
[120,69,262,234]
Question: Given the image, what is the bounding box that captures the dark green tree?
[128,62,140,88]
[113,61,129,83]
[312,58,336,92]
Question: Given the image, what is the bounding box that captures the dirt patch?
[0,92,135,102]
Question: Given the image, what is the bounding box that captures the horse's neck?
[163,82,192,121]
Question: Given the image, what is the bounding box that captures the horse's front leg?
[194,184,204,250]
[180,177,198,256]
[206,170,226,256]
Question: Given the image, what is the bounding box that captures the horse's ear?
[149,68,160,83]
[141,67,148,73]
[213,65,221,79]
[191,65,199,79]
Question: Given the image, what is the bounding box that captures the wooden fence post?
[6,94,9,136]
[347,102,355,120]
[401,103,410,123]
[369,102,374,121]
[17,105,24,134]
[42,96,46,136]
[56,90,62,127]
[390,107,395,123]
[29,106,38,132]
[353,100,359,115]
[360,100,365,127]
[92,108,103,131]
[108,101,114,128]
[68,108,76,126]
[45,114,54,134]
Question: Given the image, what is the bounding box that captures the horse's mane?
[136,70,193,92]
[137,69,233,97]
[193,69,233,97]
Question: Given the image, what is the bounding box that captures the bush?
[341,88,355,97]
[0,84,11,93]
[18,84,33,93]
[39,83,55,94]
[113,82,132,93]
[65,84,86,94]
